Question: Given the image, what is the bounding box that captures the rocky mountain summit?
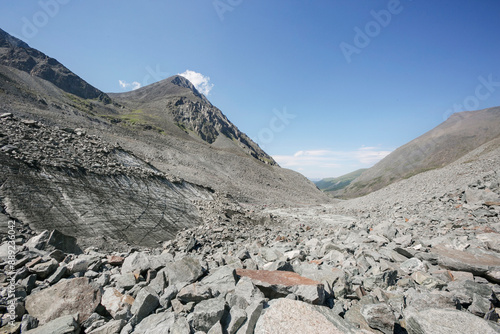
[1,135,499,333]
[109,75,276,165]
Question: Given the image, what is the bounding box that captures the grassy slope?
[315,168,368,192]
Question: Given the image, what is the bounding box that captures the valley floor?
[1,134,500,333]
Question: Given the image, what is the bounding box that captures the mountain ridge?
[0,27,325,207]
[0,28,110,102]
[343,107,500,198]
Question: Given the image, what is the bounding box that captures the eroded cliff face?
[0,114,213,247]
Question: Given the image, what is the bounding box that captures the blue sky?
[1,1,500,179]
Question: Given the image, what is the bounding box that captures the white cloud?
[119,80,141,91]
[273,147,392,179]
[179,70,214,96]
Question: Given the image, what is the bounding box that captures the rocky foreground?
[1,137,500,333]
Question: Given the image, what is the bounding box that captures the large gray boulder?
[131,312,175,334]
[432,244,500,282]
[188,298,227,332]
[122,252,152,273]
[201,265,237,295]
[404,308,500,334]
[177,283,212,303]
[131,287,160,323]
[360,303,396,334]
[166,256,205,286]
[235,269,325,304]
[25,277,101,324]
[254,299,362,334]
[87,319,126,334]
[24,314,79,334]
[235,301,264,334]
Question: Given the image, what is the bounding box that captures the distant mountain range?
[341,107,500,198]
[315,169,367,195]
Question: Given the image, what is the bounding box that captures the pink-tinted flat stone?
[235,269,321,286]
[107,255,125,266]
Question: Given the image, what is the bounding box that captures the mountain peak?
[0,28,30,49]
[170,75,209,103]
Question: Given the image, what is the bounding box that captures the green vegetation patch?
[316,168,368,192]
[65,93,95,114]
[100,110,165,134]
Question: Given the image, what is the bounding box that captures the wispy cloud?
[179,70,214,96]
[273,147,392,179]
[119,80,141,91]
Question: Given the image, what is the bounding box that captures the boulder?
[201,265,237,295]
[115,272,137,290]
[170,316,191,334]
[20,314,39,333]
[25,277,101,324]
[23,314,79,334]
[45,229,82,254]
[66,257,90,274]
[24,231,50,250]
[230,276,265,308]
[405,289,460,311]
[400,258,425,275]
[464,188,500,207]
[148,270,167,295]
[207,322,224,334]
[235,301,264,334]
[29,259,58,279]
[477,233,500,253]
[468,293,492,317]
[166,256,205,286]
[432,244,500,282]
[254,299,355,334]
[224,308,247,334]
[360,303,396,334]
[107,255,125,266]
[177,283,212,303]
[122,252,152,273]
[87,319,126,334]
[235,269,325,304]
[130,287,160,323]
[405,308,500,334]
[131,312,175,334]
[46,265,68,285]
[101,288,135,318]
[188,298,227,332]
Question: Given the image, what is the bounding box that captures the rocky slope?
[108,75,276,165]
[0,134,499,333]
[0,113,214,249]
[0,28,327,207]
[343,107,500,198]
